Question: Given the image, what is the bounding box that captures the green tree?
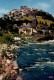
[45,22,48,26]
[45,30,49,37]
[0,31,4,37]
[39,21,41,24]
[4,34,13,43]
[5,24,13,32]
[49,23,54,31]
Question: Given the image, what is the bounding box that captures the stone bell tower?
[32,12,37,30]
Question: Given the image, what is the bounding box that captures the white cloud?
[0,9,9,14]
[35,2,50,10]
[38,3,50,8]
[51,0,54,1]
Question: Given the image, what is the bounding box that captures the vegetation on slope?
[20,15,54,28]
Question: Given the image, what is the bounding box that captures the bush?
[4,34,13,42]
[45,30,49,37]
[0,31,4,37]
[13,33,21,37]
[21,37,26,41]
[1,49,6,58]
[3,72,11,80]
[49,23,54,31]
[11,48,17,54]
[0,33,13,44]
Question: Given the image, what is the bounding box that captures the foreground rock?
[16,76,23,80]
[0,43,19,80]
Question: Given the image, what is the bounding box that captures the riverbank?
[0,43,20,80]
[0,36,31,80]
[0,36,54,80]
[31,33,54,42]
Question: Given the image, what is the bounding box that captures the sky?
[0,0,54,17]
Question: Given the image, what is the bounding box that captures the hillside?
[20,15,54,28]
[1,6,54,30]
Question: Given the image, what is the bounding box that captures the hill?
[0,6,54,30]
[20,15,54,28]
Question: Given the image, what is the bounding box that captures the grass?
[0,33,13,44]
[20,15,54,27]
[20,16,33,21]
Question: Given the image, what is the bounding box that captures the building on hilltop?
[20,6,28,9]
[19,10,38,35]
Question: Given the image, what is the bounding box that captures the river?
[17,40,54,80]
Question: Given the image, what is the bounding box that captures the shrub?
[11,48,17,54]
[45,30,49,37]
[1,49,6,58]
[21,37,26,41]
[0,31,4,37]
[14,33,21,37]
[3,72,11,80]
[3,34,13,44]
[0,33,13,44]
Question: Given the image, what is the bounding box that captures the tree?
[0,31,4,37]
[39,21,41,24]
[44,22,48,26]
[13,27,18,33]
[42,22,44,25]
[5,24,13,32]
[45,30,49,37]
[4,34,13,43]
[49,23,54,31]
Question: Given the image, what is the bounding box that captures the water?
[17,41,54,80]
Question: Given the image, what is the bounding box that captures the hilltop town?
[2,6,54,21]
[0,6,54,40]
[2,6,46,20]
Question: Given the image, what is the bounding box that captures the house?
[19,23,37,35]
[20,6,28,9]
[23,23,27,26]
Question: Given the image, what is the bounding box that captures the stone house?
[19,23,37,35]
